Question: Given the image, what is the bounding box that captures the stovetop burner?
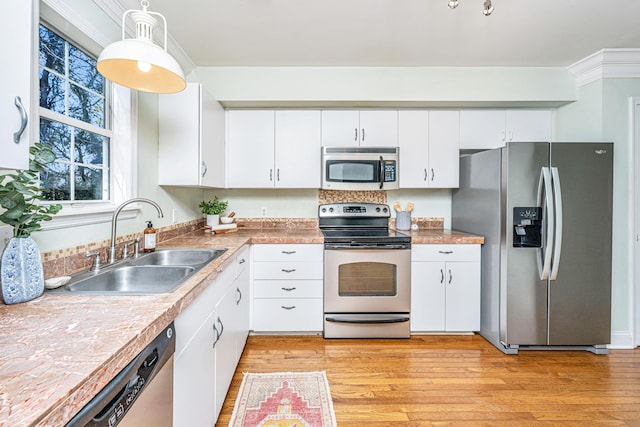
[319,203,411,248]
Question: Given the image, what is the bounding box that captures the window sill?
[41,203,139,231]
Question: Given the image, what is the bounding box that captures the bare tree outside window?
[38,24,110,202]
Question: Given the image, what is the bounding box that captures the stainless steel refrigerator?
[452,142,613,354]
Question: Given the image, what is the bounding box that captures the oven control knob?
[321,207,326,213]
[376,207,381,212]
[382,207,388,213]
[329,207,334,212]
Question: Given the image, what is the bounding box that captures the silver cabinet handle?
[270,168,273,181]
[212,321,219,348]
[424,168,428,181]
[354,128,358,141]
[431,168,435,181]
[212,316,224,348]
[281,305,296,310]
[361,128,365,141]
[281,250,296,255]
[281,268,296,273]
[201,161,207,177]
[236,287,242,305]
[277,168,280,181]
[440,269,444,284]
[448,269,453,284]
[13,96,28,144]
[438,250,454,255]
[281,287,297,292]
[239,258,246,264]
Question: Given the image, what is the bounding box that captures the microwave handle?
[379,156,384,189]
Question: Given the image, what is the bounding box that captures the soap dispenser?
[143,221,157,253]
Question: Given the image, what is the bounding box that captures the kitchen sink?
[131,248,226,268]
[65,265,196,294]
[53,248,227,295]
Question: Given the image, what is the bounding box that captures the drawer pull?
[238,258,246,264]
[281,268,296,273]
[438,250,454,255]
[281,250,297,255]
[281,305,296,310]
[281,287,297,292]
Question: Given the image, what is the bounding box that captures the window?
[38,23,110,202]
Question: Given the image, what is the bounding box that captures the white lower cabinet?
[173,246,251,426]
[411,244,481,332]
[252,244,323,332]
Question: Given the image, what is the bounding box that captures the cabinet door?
[410,262,446,331]
[359,110,398,147]
[398,110,429,188]
[459,109,506,150]
[428,110,459,188]
[159,84,200,186]
[173,310,216,427]
[506,109,552,142]
[227,110,275,187]
[444,261,481,332]
[1,1,35,170]
[321,110,360,146]
[275,110,321,188]
[213,286,240,418]
[200,88,226,187]
[234,267,250,358]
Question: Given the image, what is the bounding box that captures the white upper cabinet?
[398,110,459,188]
[275,110,321,188]
[1,1,36,170]
[227,110,275,188]
[227,110,321,188]
[321,110,398,147]
[159,83,225,187]
[459,109,552,149]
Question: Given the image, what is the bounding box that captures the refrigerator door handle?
[550,167,563,280]
[537,167,554,280]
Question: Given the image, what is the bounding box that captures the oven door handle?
[325,316,410,324]
[379,156,384,189]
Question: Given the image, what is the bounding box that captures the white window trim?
[39,0,138,231]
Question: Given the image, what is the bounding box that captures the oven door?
[324,248,410,313]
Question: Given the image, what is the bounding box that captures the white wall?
[195,67,577,108]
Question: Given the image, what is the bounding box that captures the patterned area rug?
[228,371,337,427]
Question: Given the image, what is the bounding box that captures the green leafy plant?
[0,143,62,237]
[199,196,228,216]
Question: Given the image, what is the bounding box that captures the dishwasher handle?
[65,322,176,427]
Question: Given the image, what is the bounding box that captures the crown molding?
[92,0,195,76]
[568,48,640,87]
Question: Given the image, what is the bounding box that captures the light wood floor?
[216,334,640,426]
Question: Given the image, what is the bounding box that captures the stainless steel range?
[319,203,412,339]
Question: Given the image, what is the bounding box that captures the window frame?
[39,3,138,230]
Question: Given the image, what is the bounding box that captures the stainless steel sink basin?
[131,249,226,267]
[54,248,227,295]
[65,266,195,294]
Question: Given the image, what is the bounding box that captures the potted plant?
[0,143,62,304]
[199,196,228,226]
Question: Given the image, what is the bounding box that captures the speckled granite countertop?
[0,227,482,426]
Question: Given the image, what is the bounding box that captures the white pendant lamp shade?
[97,1,186,94]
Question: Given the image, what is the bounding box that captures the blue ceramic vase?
[1,236,44,304]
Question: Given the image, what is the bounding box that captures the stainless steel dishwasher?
[66,322,175,427]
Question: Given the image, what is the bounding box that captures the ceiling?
[137,0,640,68]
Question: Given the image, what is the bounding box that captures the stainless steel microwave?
[321,146,399,190]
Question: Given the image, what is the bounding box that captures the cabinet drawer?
[412,244,480,262]
[253,244,323,262]
[253,298,323,331]
[254,280,323,298]
[254,261,323,280]
[235,246,250,278]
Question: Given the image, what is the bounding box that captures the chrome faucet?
[109,198,164,263]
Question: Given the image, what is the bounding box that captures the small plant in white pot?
[0,143,62,304]
[199,197,228,226]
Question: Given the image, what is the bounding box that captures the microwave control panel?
[383,160,396,182]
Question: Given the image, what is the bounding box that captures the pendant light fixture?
[97,0,186,94]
